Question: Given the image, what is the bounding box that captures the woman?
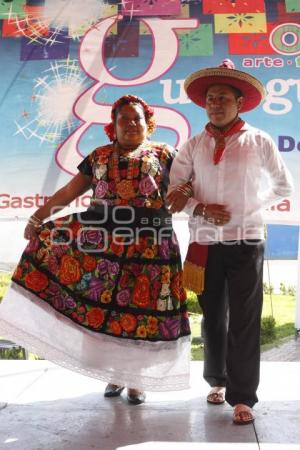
[0,95,191,404]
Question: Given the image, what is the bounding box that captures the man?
[167,59,294,424]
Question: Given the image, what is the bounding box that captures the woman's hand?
[167,189,190,213]
[24,214,43,240]
[167,182,193,213]
[24,222,41,240]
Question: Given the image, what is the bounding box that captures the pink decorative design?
[122,0,181,17]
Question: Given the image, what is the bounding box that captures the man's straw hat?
[184,59,265,112]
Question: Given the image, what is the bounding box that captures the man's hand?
[194,203,231,226]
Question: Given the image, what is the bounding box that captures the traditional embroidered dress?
[0,141,190,391]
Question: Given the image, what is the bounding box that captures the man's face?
[205,84,244,128]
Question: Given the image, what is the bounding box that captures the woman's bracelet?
[28,214,43,229]
[30,214,43,224]
[176,182,193,198]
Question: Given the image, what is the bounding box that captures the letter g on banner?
[56,15,198,175]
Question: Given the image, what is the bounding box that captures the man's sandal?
[233,404,255,425]
[207,387,226,404]
[127,389,146,405]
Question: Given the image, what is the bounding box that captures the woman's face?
[114,103,148,149]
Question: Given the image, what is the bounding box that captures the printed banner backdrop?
[0,0,300,265]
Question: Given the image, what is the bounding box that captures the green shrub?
[0,272,11,302]
[263,282,274,295]
[0,347,25,360]
[279,282,287,295]
[261,315,276,344]
[279,283,296,296]
[287,285,296,296]
[187,290,202,314]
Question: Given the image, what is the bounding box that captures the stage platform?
[1,360,300,450]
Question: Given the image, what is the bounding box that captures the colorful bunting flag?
[105,19,139,57]
[203,0,265,14]
[140,4,190,34]
[0,0,26,19]
[2,5,49,39]
[20,28,69,60]
[122,0,181,17]
[285,0,300,13]
[179,24,213,56]
[68,4,118,38]
[277,2,300,20]
[228,23,278,54]
[214,12,267,33]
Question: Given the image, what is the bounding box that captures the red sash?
[205,117,245,165]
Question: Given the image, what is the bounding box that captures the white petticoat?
[0,282,190,391]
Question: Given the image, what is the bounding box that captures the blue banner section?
[266,225,299,259]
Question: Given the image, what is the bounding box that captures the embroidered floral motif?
[136,325,147,338]
[25,237,39,253]
[109,319,122,336]
[86,142,173,208]
[147,316,158,335]
[59,255,81,285]
[120,313,138,333]
[116,180,136,200]
[100,290,112,304]
[171,271,187,302]
[95,180,108,198]
[25,270,48,292]
[11,141,191,342]
[82,255,97,272]
[116,288,131,307]
[109,238,125,256]
[133,274,150,308]
[86,307,105,329]
[79,229,103,246]
[95,163,107,180]
[159,318,180,339]
[94,146,113,164]
[139,175,156,196]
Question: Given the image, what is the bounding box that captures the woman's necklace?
[110,142,144,200]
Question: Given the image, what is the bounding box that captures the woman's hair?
[104,95,156,141]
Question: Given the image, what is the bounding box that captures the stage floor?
[1,360,300,450]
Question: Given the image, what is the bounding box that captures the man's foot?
[207,387,226,404]
[127,388,146,405]
[104,383,125,398]
[233,404,255,425]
